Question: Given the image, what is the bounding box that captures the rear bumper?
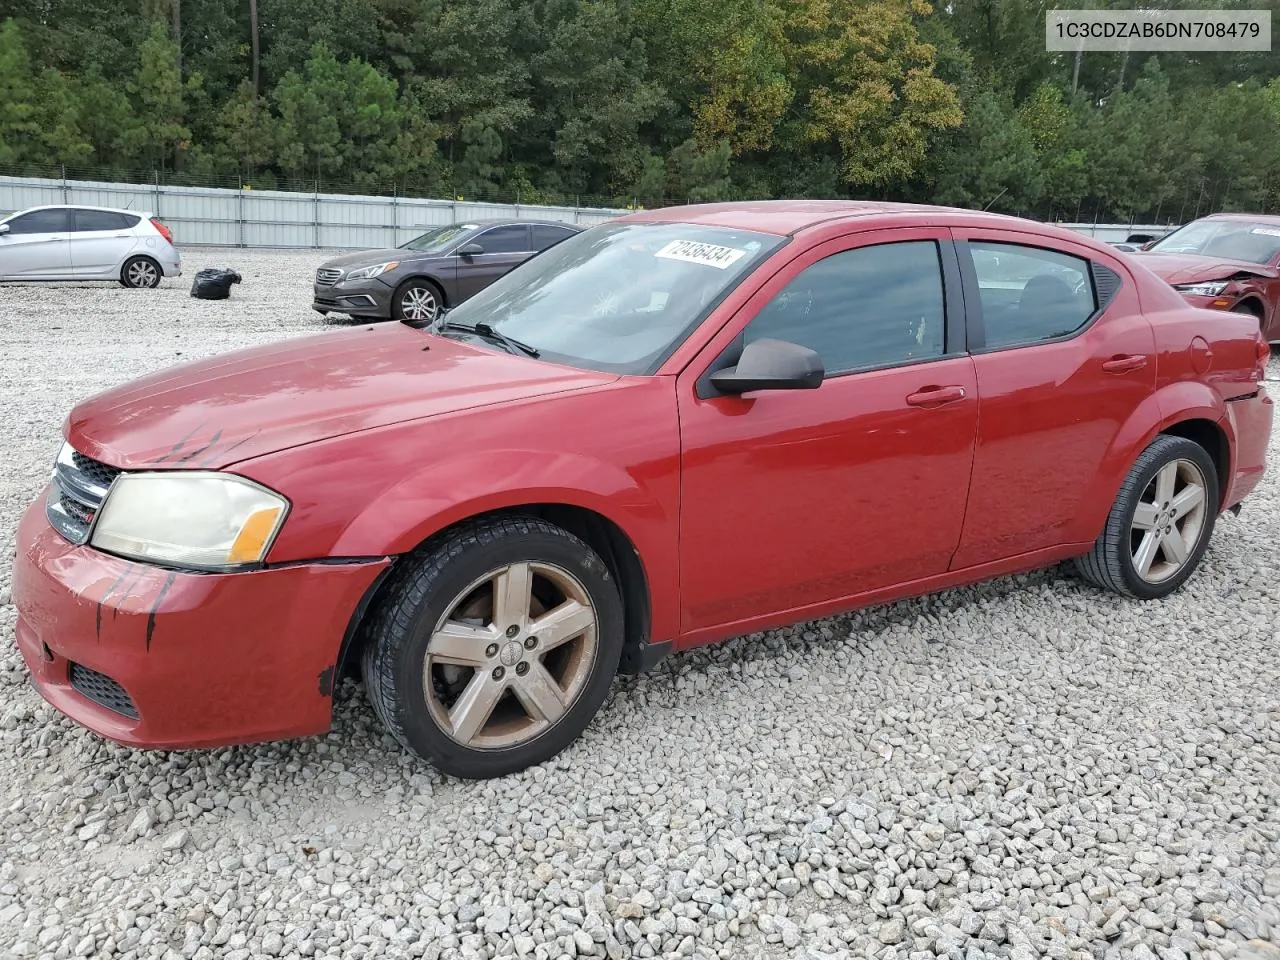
[11,495,389,750]
[1223,386,1273,509]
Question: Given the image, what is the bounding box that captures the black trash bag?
[190,268,242,300]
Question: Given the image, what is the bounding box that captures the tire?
[391,278,444,323]
[119,256,162,289]
[361,516,624,778]
[1074,435,1219,599]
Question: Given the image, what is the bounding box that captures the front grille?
[71,451,122,489]
[69,663,139,719]
[316,267,343,285]
[46,445,121,544]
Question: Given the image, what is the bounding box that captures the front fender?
[328,448,671,558]
[1070,380,1229,544]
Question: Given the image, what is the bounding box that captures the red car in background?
[1128,213,1280,340]
[11,201,1275,779]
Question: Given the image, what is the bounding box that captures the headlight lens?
[1174,280,1230,297]
[90,472,289,570]
[344,261,400,281]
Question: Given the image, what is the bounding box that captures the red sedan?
[1127,213,1280,341]
[11,201,1274,779]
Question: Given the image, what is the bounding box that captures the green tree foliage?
[0,0,1279,218]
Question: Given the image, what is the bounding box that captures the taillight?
[150,217,174,245]
[1255,333,1270,381]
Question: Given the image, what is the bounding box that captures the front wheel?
[391,278,443,323]
[361,516,624,778]
[1074,435,1218,599]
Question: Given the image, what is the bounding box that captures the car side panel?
[950,229,1157,568]
[232,377,684,647]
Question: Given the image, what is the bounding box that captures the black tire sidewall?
[377,522,623,778]
[391,278,442,323]
[121,256,161,288]
[1116,438,1219,599]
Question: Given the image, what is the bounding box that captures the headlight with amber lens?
[1173,280,1230,297]
[89,473,289,570]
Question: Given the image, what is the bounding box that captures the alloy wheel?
[127,260,159,288]
[401,286,438,322]
[422,560,599,750]
[1130,458,1208,583]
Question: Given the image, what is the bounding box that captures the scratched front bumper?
[11,489,388,750]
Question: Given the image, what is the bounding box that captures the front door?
[0,208,72,280]
[454,223,534,301]
[677,230,979,639]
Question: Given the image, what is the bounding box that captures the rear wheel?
[391,278,443,323]
[361,517,624,778]
[120,256,161,289]
[1074,435,1218,599]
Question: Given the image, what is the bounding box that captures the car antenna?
[982,188,1008,212]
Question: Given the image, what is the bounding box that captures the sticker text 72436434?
[654,240,748,270]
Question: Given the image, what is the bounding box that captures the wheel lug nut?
[505,625,520,638]
[524,636,537,650]
[486,643,499,658]
[516,662,529,676]
[492,666,505,681]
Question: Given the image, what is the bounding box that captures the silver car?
[0,204,182,287]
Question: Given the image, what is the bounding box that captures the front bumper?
[11,493,389,750]
[311,277,393,318]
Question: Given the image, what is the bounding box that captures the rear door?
[0,208,72,279]
[69,209,140,277]
[454,224,534,301]
[949,229,1156,569]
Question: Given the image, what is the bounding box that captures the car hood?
[318,248,446,270]
[1128,251,1279,284]
[65,326,617,470]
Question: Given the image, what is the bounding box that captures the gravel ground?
[1,248,1279,960]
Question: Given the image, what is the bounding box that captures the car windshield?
[1148,219,1280,264]
[399,223,476,253]
[435,221,785,374]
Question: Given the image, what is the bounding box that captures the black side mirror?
[710,338,824,394]
[458,242,484,256]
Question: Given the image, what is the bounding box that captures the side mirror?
[457,242,484,257]
[710,338,824,394]
[0,223,9,236]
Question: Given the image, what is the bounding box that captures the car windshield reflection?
[435,222,785,374]
[1149,220,1280,265]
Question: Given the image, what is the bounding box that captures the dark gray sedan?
[311,218,584,322]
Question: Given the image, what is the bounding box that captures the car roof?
[10,204,153,217]
[1196,212,1280,225]
[447,218,582,229]
[614,200,1070,238]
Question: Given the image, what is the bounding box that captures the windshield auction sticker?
[1046,9,1270,51]
[655,240,748,269]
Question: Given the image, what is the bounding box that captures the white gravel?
[1,248,1279,960]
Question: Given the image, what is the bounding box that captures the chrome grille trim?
[46,443,120,544]
[316,267,343,285]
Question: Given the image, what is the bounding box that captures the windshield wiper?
[431,319,540,359]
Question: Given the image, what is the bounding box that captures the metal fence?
[0,174,1173,251]
[0,175,627,249]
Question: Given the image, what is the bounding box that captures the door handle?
[44,236,65,242]
[1102,354,1148,373]
[905,385,967,408]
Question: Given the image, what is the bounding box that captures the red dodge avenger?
[12,201,1274,778]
